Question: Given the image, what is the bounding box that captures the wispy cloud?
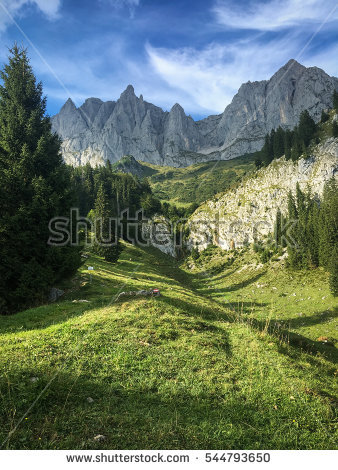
[146,32,312,114]
[101,0,140,18]
[1,0,336,118]
[213,0,338,31]
[0,0,61,31]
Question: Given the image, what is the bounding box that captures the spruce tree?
[261,133,273,166]
[273,127,285,159]
[94,184,120,262]
[333,90,338,112]
[320,110,329,123]
[284,129,293,160]
[298,110,316,147]
[329,246,338,297]
[332,121,338,138]
[0,45,81,313]
[318,179,338,269]
[291,130,302,161]
[274,208,282,247]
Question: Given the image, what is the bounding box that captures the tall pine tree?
[0,46,81,313]
[93,184,121,262]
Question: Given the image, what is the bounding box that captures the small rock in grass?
[93,434,106,442]
[290,395,295,400]
[87,397,94,403]
[30,377,39,383]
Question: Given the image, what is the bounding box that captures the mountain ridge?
[51,59,338,167]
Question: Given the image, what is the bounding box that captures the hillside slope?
[0,243,336,449]
[188,136,338,251]
[141,153,255,206]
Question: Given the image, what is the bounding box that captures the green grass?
[140,154,255,206]
[183,246,338,346]
[0,242,337,449]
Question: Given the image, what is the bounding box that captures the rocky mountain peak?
[51,60,338,167]
[170,103,185,114]
[60,97,77,113]
[120,84,135,99]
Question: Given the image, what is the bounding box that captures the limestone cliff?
[187,137,338,251]
[52,60,338,167]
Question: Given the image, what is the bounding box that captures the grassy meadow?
[0,242,337,449]
[141,154,255,206]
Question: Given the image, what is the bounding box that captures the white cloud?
[146,34,308,114]
[32,0,61,18]
[101,0,140,18]
[0,0,62,32]
[213,0,338,31]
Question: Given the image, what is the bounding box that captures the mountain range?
[51,59,338,167]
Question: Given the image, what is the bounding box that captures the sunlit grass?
[0,242,337,449]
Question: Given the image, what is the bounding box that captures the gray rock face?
[187,137,338,252]
[52,60,338,167]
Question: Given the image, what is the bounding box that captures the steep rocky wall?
[52,60,338,168]
[187,138,338,251]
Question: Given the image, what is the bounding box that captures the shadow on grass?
[197,272,266,295]
[272,309,338,332]
[0,369,334,450]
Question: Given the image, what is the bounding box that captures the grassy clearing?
[140,154,255,206]
[183,246,338,346]
[0,242,337,449]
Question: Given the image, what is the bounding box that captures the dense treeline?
[274,180,338,296]
[256,92,338,168]
[256,110,317,167]
[0,46,81,314]
[71,161,161,218]
[70,162,162,261]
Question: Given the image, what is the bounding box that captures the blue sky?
[0,0,337,119]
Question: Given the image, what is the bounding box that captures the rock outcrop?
[187,137,338,251]
[52,60,338,167]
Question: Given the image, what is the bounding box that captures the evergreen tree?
[329,246,338,296]
[274,208,282,247]
[291,130,302,161]
[261,133,273,166]
[284,129,293,160]
[318,179,338,270]
[332,121,338,138]
[298,110,316,147]
[93,184,121,262]
[273,127,285,159]
[333,90,338,112]
[0,46,81,314]
[320,109,329,123]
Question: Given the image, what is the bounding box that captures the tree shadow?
[1,369,334,450]
[197,272,265,295]
[271,309,337,332]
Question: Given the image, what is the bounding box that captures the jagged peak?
[272,59,306,80]
[60,97,77,112]
[170,103,184,113]
[120,84,135,98]
[283,58,304,69]
[82,97,103,105]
